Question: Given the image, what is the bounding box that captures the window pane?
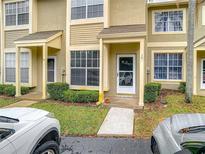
[155,10,183,32]
[87,4,103,18]
[5,52,29,83]
[48,59,55,83]
[168,53,182,80]
[71,6,86,20]
[71,50,99,86]
[154,53,168,79]
[21,68,29,83]
[6,15,16,26]
[18,13,29,25]
[87,69,99,86]
[6,68,16,83]
[71,69,86,85]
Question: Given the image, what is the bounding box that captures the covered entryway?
[14,30,63,99]
[98,24,146,108]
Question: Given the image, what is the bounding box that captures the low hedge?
[47,82,69,100]
[0,84,30,96]
[178,82,186,93]
[144,82,161,103]
[63,90,99,103]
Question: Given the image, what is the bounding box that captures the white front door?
[48,57,56,83]
[117,54,136,94]
[201,59,205,89]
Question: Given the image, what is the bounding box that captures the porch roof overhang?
[14,30,63,49]
[194,35,205,49]
[98,24,146,40]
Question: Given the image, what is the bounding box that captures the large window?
[5,52,29,83]
[5,0,29,26]
[71,0,103,20]
[154,10,184,32]
[71,50,99,86]
[154,53,182,80]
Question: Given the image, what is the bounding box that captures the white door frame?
[117,54,136,94]
[201,59,205,89]
[48,56,57,83]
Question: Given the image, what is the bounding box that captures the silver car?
[151,114,205,154]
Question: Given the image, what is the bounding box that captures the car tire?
[33,141,59,154]
[151,137,160,154]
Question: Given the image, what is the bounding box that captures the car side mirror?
[174,149,192,154]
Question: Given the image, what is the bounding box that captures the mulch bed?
[44,99,101,108]
[144,89,182,110]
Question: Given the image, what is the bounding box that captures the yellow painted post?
[193,50,197,95]
[15,47,21,97]
[42,44,48,99]
[98,39,104,104]
[139,40,145,107]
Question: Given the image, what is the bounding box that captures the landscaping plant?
[144,82,161,103]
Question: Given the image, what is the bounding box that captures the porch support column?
[42,44,48,99]
[193,50,197,95]
[139,39,145,107]
[98,39,104,104]
[15,46,21,97]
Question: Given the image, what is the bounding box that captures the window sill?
[70,85,99,91]
[152,31,186,35]
[4,25,29,31]
[4,82,32,87]
[70,17,104,26]
[153,79,183,82]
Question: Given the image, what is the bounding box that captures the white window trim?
[70,0,104,24]
[70,50,100,87]
[152,8,186,35]
[47,56,57,83]
[4,0,29,31]
[201,59,205,89]
[151,50,185,82]
[202,5,205,26]
[4,48,32,87]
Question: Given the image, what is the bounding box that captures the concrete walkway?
[98,107,134,136]
[4,100,38,108]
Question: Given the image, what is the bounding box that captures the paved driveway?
[60,137,152,154]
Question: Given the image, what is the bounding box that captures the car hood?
[171,114,205,133]
[0,107,49,122]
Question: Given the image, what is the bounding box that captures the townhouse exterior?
[0,0,205,108]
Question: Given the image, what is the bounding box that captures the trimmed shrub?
[178,82,186,93]
[4,85,31,96]
[21,87,30,95]
[0,85,7,95]
[47,82,69,100]
[63,90,99,103]
[4,85,16,96]
[144,82,161,103]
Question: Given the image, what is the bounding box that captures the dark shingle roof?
[99,24,146,35]
[15,30,63,42]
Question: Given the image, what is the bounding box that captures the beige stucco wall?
[110,0,146,26]
[70,23,103,45]
[148,5,188,43]
[195,2,205,42]
[146,47,186,90]
[37,0,66,87]
[4,30,29,48]
[105,43,140,97]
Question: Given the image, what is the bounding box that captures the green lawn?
[0,97,18,108]
[135,94,205,138]
[31,102,109,136]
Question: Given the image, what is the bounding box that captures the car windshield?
[0,128,14,142]
[179,125,205,133]
[0,116,19,123]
